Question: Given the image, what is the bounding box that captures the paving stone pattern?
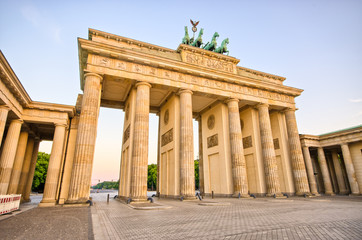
[91,192,362,240]
[0,205,93,240]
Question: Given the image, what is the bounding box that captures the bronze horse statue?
[203,32,219,51]
[214,38,229,55]
[182,26,190,45]
[191,28,204,48]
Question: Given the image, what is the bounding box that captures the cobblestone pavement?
[91,191,362,240]
[0,196,93,240]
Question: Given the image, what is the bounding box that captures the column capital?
[0,105,10,111]
[340,142,349,147]
[178,89,193,95]
[11,119,23,124]
[84,72,103,81]
[224,98,239,105]
[54,123,67,128]
[255,102,269,109]
[135,81,152,89]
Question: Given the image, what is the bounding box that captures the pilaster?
[317,147,334,195]
[179,89,195,199]
[0,106,9,147]
[129,82,151,201]
[0,119,23,194]
[226,99,249,197]
[341,143,360,195]
[331,150,348,194]
[7,131,29,194]
[256,104,282,197]
[17,138,35,197]
[302,146,319,195]
[23,139,40,202]
[284,109,310,195]
[40,123,67,206]
[67,72,103,203]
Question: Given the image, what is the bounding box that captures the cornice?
[237,66,286,82]
[27,101,76,118]
[88,28,175,53]
[78,38,303,97]
[0,51,32,107]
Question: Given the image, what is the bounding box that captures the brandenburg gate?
[4,27,359,207]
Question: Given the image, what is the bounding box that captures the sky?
[1,0,361,184]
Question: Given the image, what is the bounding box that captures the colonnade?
[302,143,360,196]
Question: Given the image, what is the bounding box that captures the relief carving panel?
[161,128,173,147]
[243,136,252,149]
[207,134,218,148]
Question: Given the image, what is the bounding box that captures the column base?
[181,195,197,201]
[338,190,349,195]
[349,193,360,196]
[130,196,148,202]
[39,199,56,207]
[266,193,286,198]
[295,192,312,197]
[232,193,250,198]
[65,198,89,204]
[324,192,335,196]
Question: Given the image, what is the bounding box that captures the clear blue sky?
[1,0,361,183]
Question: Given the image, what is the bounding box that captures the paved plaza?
[0,191,361,239]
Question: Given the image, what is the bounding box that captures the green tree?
[92,180,119,189]
[195,159,199,190]
[32,152,50,192]
[147,164,157,190]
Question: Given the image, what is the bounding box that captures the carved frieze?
[123,125,130,144]
[91,55,295,104]
[161,128,173,147]
[243,136,252,149]
[207,134,218,148]
[184,53,235,73]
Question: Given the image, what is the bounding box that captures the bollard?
[212,191,214,199]
[107,194,109,203]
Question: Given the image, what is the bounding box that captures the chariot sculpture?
[182,20,230,55]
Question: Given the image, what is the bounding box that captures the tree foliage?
[195,159,199,190]
[92,180,119,189]
[148,164,157,190]
[32,152,50,192]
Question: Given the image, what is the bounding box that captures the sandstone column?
[341,143,360,195]
[198,117,204,196]
[257,104,282,197]
[317,147,334,195]
[0,106,9,147]
[0,119,23,194]
[17,138,35,196]
[129,82,151,201]
[284,109,310,195]
[67,73,102,203]
[331,150,348,194]
[40,123,67,206]
[23,140,40,202]
[7,131,29,194]
[226,99,249,197]
[179,89,195,199]
[302,146,319,195]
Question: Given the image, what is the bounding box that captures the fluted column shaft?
[0,106,9,147]
[40,124,66,205]
[130,82,151,201]
[7,131,29,194]
[17,138,35,197]
[0,119,23,194]
[331,150,348,194]
[341,143,360,195]
[317,147,334,195]
[67,73,102,203]
[302,146,318,194]
[23,140,40,202]
[257,104,282,196]
[284,109,310,195]
[179,89,195,199]
[227,99,249,197]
